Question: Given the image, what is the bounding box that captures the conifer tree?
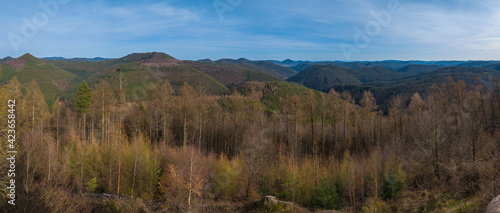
[74,81,92,140]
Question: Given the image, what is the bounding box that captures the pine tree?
[74,81,92,141]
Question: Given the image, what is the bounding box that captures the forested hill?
[0,53,76,105]
[284,59,500,110]
[2,53,500,112]
[214,58,298,79]
[0,52,284,104]
[271,59,500,72]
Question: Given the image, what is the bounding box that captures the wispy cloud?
[0,0,498,60]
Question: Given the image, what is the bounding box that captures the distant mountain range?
[265,59,500,72]
[42,57,112,62]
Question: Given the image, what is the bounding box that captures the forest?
[1,75,499,212]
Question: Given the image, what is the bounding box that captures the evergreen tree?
[74,81,92,140]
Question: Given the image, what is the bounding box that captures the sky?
[1,0,499,61]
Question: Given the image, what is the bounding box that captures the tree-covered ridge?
[183,61,280,87]
[0,53,286,103]
[330,66,500,111]
[287,64,404,92]
[1,75,499,212]
[216,58,298,79]
[0,53,76,104]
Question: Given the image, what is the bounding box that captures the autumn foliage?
[0,77,499,212]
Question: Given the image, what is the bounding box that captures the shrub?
[211,155,244,199]
[86,177,98,193]
[381,169,402,200]
[312,178,343,210]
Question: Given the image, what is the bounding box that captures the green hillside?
[0,52,288,103]
[71,55,229,101]
[0,53,76,103]
[215,58,297,79]
[287,64,403,92]
[183,61,280,86]
[397,64,440,76]
[49,60,116,79]
[237,81,321,113]
[483,63,500,71]
[287,65,361,91]
[332,66,500,110]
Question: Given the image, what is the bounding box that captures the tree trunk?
[198,112,202,150]
[102,94,105,143]
[83,112,86,141]
[183,101,187,147]
[131,154,138,197]
[117,154,121,195]
[234,113,237,157]
[321,113,325,159]
[109,154,112,192]
[344,106,347,150]
[25,151,30,195]
[188,147,194,212]
[48,142,51,182]
[56,111,59,155]
[81,147,84,193]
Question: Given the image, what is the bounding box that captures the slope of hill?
[0,53,77,103]
[268,59,307,68]
[68,53,228,100]
[43,52,287,101]
[332,66,500,110]
[289,60,412,72]
[364,60,413,70]
[287,65,403,92]
[289,61,336,72]
[483,63,500,71]
[397,64,440,76]
[354,67,403,82]
[287,65,361,91]
[456,61,497,68]
[2,56,14,62]
[183,61,280,87]
[237,81,323,113]
[215,58,297,79]
[49,60,117,79]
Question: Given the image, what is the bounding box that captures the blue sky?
[1,0,499,61]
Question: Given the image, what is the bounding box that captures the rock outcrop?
[262,195,344,213]
[487,195,500,213]
[264,195,294,209]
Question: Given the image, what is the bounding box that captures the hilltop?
[0,53,76,104]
